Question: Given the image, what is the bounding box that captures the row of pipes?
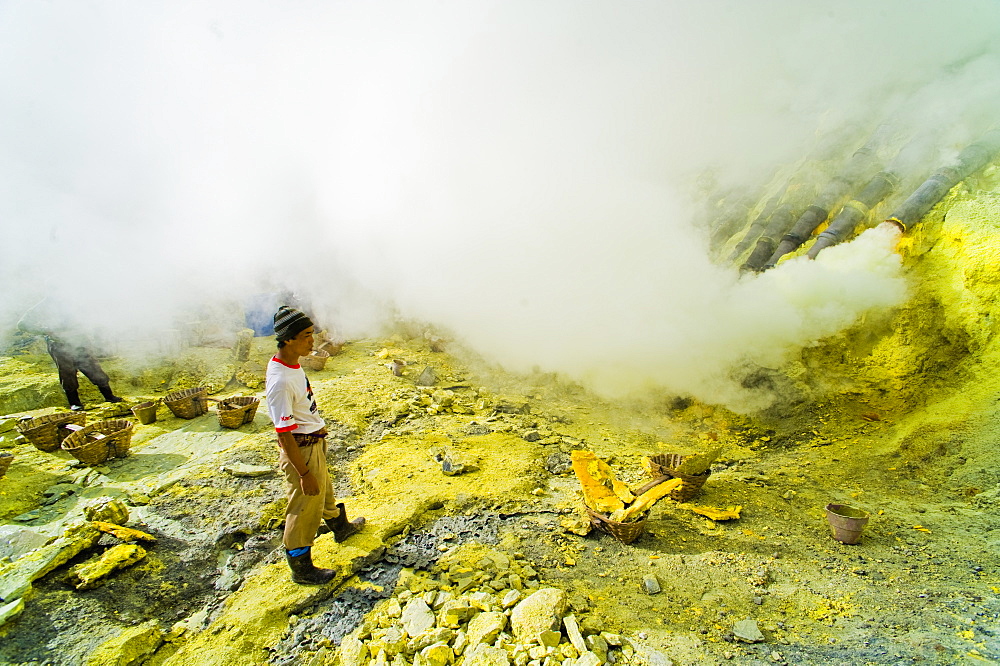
[716,127,1000,271]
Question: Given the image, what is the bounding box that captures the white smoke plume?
[1,1,997,410]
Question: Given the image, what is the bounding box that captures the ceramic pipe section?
[708,192,758,252]
[761,127,890,270]
[740,204,796,272]
[885,129,1000,232]
[806,170,900,259]
[726,190,786,264]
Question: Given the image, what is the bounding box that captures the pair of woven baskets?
[61,419,134,466]
[164,387,208,419]
[586,506,647,544]
[300,350,330,372]
[0,452,12,480]
[17,412,87,452]
[647,453,712,502]
[216,396,260,429]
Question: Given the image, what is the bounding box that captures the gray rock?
[468,591,495,611]
[0,597,25,627]
[501,589,522,609]
[416,367,438,387]
[586,635,609,663]
[438,599,473,628]
[544,452,572,475]
[0,431,24,449]
[221,464,273,478]
[0,526,48,562]
[563,614,587,653]
[733,619,765,643]
[510,588,567,640]
[629,640,673,666]
[466,611,508,648]
[0,523,101,602]
[452,629,468,656]
[340,633,369,666]
[421,642,455,666]
[494,401,529,415]
[642,574,661,595]
[407,627,456,653]
[464,644,510,666]
[402,598,436,637]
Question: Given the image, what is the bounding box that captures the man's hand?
[300,471,320,496]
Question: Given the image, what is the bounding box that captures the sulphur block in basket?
[616,478,683,523]
[571,450,634,513]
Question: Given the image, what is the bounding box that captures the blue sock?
[287,546,310,557]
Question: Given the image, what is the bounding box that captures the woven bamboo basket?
[16,412,87,452]
[647,453,712,502]
[164,387,208,419]
[131,401,159,425]
[300,351,330,372]
[61,419,134,466]
[320,341,344,356]
[585,506,647,544]
[216,396,260,429]
[0,453,13,480]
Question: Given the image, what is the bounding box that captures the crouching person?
[265,306,365,585]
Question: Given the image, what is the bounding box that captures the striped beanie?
[273,306,314,342]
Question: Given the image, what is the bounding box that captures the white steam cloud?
[1,1,998,411]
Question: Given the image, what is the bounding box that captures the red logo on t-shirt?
[280,415,293,421]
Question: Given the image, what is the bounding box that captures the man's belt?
[292,432,326,447]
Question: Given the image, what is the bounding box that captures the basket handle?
[632,474,673,496]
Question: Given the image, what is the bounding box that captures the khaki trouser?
[278,438,341,550]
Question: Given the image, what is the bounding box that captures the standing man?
[265,305,365,585]
[17,298,123,411]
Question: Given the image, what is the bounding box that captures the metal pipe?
[806,170,900,259]
[740,204,796,272]
[762,128,889,269]
[708,192,757,251]
[726,189,786,264]
[885,129,1000,231]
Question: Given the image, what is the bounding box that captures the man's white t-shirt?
[265,357,325,434]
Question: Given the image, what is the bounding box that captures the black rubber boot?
[285,548,336,585]
[325,503,365,543]
[99,386,123,403]
[66,390,84,411]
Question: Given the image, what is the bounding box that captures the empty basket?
[164,387,209,419]
[61,419,134,466]
[17,412,87,453]
[216,396,260,429]
[299,350,330,372]
[131,401,159,425]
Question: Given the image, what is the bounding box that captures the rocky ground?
[0,310,998,666]
[1,168,999,666]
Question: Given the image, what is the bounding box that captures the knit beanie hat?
[273,306,314,342]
